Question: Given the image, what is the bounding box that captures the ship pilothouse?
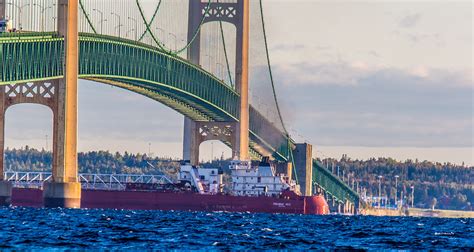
[178,162,224,194]
[179,157,300,197]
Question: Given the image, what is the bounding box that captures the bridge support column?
[0,86,11,206]
[0,0,5,20]
[183,118,199,165]
[183,0,249,163]
[43,0,80,208]
[0,81,65,205]
[292,143,313,196]
[0,181,12,206]
[236,0,250,161]
[0,93,11,206]
[183,0,201,165]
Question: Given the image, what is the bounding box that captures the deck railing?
[3,171,173,190]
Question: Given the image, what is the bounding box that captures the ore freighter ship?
[10,157,329,215]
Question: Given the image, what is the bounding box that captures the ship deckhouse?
[229,158,300,197]
[179,162,223,194]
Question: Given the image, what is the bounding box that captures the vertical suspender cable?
[259,0,298,182]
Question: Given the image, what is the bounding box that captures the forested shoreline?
[4,146,473,210]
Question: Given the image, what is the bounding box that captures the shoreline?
[361,207,474,218]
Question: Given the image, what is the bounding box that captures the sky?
[4,0,473,165]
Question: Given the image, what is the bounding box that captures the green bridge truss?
[0,32,359,206]
[313,160,359,206]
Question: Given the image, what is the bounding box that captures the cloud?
[368,50,381,58]
[273,61,368,86]
[273,64,473,148]
[391,30,444,46]
[272,59,473,89]
[398,13,422,28]
[271,43,307,52]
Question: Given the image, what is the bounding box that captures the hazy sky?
[5,0,473,165]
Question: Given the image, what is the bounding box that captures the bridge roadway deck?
[0,32,289,159]
[0,32,359,206]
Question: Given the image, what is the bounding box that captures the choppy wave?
[0,207,472,250]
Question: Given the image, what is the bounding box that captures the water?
[0,207,472,250]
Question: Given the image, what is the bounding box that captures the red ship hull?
[10,188,329,215]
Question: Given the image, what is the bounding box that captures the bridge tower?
[293,143,313,196]
[0,0,81,207]
[183,0,249,164]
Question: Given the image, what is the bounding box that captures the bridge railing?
[4,171,173,191]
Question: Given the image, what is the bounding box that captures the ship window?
[211,170,215,175]
[200,175,205,180]
[257,177,261,183]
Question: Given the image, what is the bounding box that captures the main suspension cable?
[219,20,234,88]
[79,0,97,34]
[259,0,289,136]
[259,0,296,179]
[136,0,211,55]
[138,0,162,42]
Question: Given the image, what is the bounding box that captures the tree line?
[317,155,473,211]
[4,146,180,178]
[3,146,473,210]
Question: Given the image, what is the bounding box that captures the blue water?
[0,207,472,250]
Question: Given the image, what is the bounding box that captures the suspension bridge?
[0,0,359,213]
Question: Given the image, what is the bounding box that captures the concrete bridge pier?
[43,0,81,208]
[0,78,80,208]
[0,0,11,206]
[0,112,12,206]
[0,87,12,206]
[0,180,12,206]
[0,0,80,208]
[292,143,313,196]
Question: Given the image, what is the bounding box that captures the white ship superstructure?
[179,157,300,196]
[229,158,300,196]
[179,162,223,194]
